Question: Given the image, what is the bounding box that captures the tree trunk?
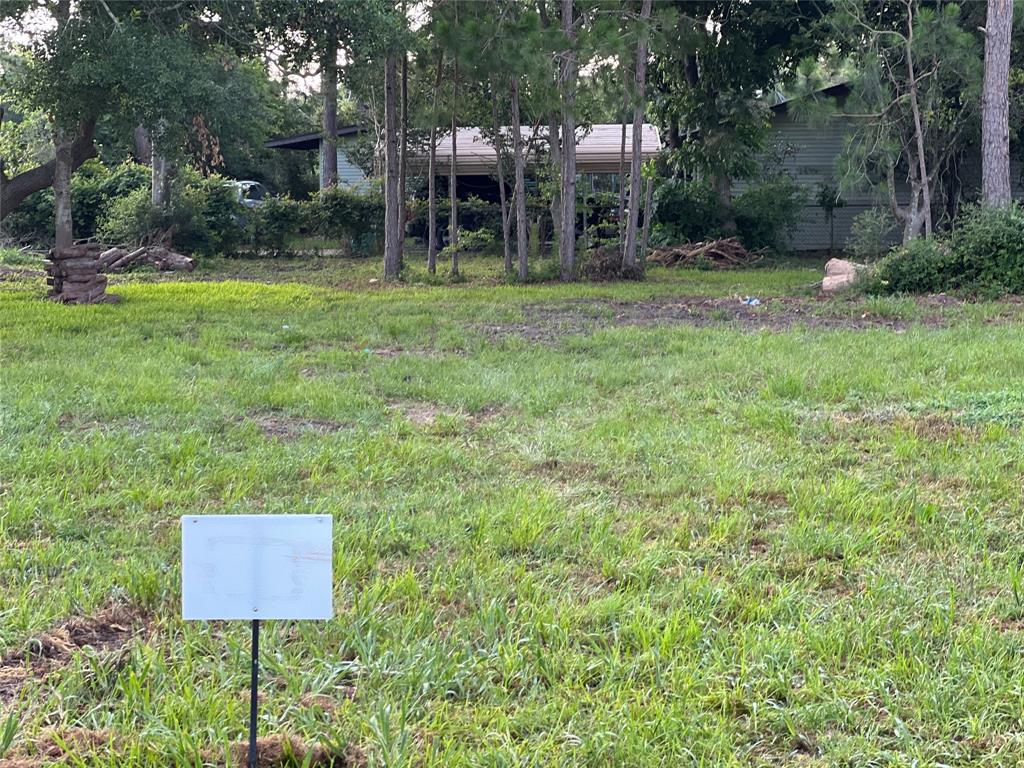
[621,0,651,271]
[53,126,74,249]
[151,152,173,209]
[399,51,409,268]
[904,7,932,237]
[547,113,561,258]
[639,174,654,266]
[491,81,514,275]
[0,117,97,221]
[383,55,401,280]
[617,59,629,253]
[982,0,1013,207]
[427,53,444,275]
[450,56,460,277]
[133,125,152,165]
[712,172,736,235]
[322,39,339,189]
[510,76,529,281]
[559,0,577,281]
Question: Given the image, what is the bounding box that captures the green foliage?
[311,187,384,256]
[246,196,306,258]
[848,208,898,263]
[873,204,1024,296]
[3,159,150,242]
[652,174,805,252]
[439,228,496,261]
[97,171,245,257]
[733,174,806,251]
[650,179,720,244]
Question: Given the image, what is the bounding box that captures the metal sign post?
[181,514,333,767]
[248,619,260,768]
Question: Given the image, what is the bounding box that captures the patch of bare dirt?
[476,295,1013,342]
[0,604,144,707]
[389,400,444,427]
[830,409,980,441]
[247,414,348,440]
[218,735,365,767]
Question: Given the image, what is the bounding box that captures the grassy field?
[2,253,1024,766]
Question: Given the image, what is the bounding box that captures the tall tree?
[383,54,402,279]
[621,0,652,272]
[427,51,444,275]
[322,38,339,188]
[558,0,578,281]
[650,2,825,233]
[826,0,980,242]
[982,0,1013,207]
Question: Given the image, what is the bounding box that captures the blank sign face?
[182,515,333,620]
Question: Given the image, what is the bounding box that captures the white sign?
[182,514,333,620]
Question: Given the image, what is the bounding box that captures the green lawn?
[2,256,1024,766]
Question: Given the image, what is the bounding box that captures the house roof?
[264,125,364,151]
[426,123,662,175]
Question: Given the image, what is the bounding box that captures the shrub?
[946,203,1024,295]
[848,208,898,263]
[311,187,384,256]
[651,179,719,244]
[97,187,155,246]
[733,174,806,251]
[247,196,306,257]
[872,204,1024,297]
[97,171,246,257]
[870,237,953,295]
[3,159,150,242]
[651,174,804,252]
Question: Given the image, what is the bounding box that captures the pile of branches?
[648,237,764,269]
[99,245,194,273]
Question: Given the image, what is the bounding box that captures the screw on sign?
[182,515,333,768]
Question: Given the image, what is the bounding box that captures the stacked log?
[101,245,194,273]
[45,244,113,304]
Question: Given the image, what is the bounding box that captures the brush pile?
[648,237,764,269]
[99,245,194,273]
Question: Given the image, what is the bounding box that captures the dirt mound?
[0,604,143,705]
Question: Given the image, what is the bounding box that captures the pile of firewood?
[648,237,764,269]
[45,244,112,304]
[99,245,194,273]
[44,243,195,304]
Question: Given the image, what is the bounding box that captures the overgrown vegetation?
[872,203,1024,296]
[2,261,1024,764]
[652,174,806,252]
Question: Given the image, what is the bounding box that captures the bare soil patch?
[476,295,1019,342]
[0,604,144,706]
[219,735,364,767]
[247,414,348,440]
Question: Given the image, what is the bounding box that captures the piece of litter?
[741,297,761,306]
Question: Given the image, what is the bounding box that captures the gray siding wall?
[318,144,371,192]
[741,111,909,252]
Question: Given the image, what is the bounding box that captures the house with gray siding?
[760,82,1023,251]
[264,126,373,192]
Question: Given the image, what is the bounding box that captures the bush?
[311,187,384,256]
[733,174,806,251]
[651,179,719,244]
[651,174,804,252]
[97,171,246,257]
[872,204,1024,296]
[247,196,306,257]
[3,159,150,242]
[848,208,898,263]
